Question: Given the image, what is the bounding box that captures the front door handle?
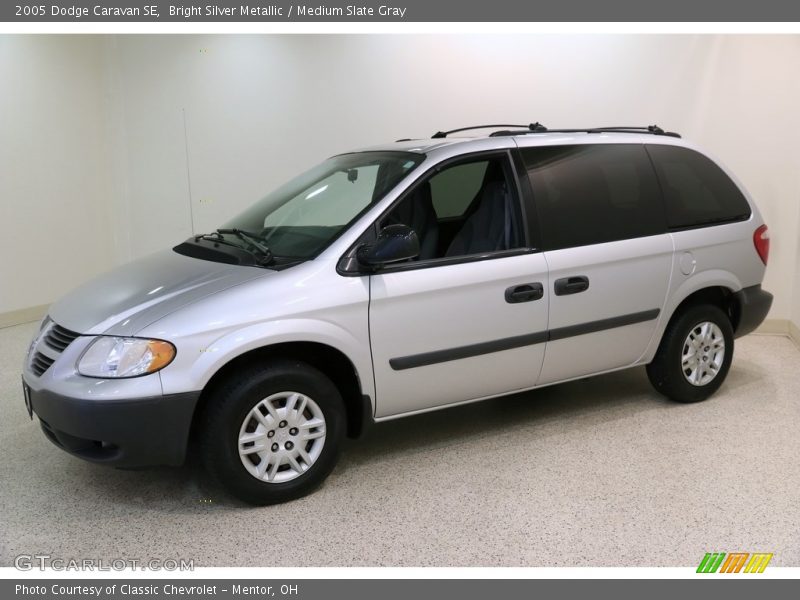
[554,276,590,296]
[505,283,544,304]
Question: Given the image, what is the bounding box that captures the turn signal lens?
[753,224,770,265]
[146,340,176,372]
[78,337,176,378]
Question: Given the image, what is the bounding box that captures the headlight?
[78,337,176,378]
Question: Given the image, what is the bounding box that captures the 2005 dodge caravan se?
[22,124,773,504]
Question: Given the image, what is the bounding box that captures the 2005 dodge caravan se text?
[22,124,773,504]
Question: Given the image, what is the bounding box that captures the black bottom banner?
[3,579,796,600]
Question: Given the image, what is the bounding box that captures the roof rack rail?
[431,123,546,139]
[488,124,681,138]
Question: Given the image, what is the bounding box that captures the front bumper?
[28,386,199,468]
[733,284,773,338]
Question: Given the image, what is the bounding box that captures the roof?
[354,138,472,154]
[353,126,692,158]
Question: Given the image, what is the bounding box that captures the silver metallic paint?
[23,132,767,424]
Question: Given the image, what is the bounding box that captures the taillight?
[753,224,770,265]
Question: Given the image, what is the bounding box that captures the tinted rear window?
[646,144,751,229]
[522,144,665,251]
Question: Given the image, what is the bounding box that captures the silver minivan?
[22,124,773,504]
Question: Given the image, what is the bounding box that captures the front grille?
[27,318,81,377]
[43,323,80,353]
[30,352,55,377]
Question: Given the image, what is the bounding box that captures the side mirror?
[357,224,420,269]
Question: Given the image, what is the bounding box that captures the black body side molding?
[389,309,661,371]
[390,331,550,371]
[548,309,660,342]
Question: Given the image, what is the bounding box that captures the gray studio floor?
[1,320,799,567]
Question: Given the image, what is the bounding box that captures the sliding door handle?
[505,283,544,303]
[554,276,590,296]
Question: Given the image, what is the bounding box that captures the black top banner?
[4,0,800,22]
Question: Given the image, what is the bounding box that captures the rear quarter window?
[646,144,751,229]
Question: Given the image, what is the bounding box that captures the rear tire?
[646,304,734,403]
[200,360,345,505]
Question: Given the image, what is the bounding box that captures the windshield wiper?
[216,228,274,265]
[194,232,243,250]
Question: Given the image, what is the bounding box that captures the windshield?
[222,151,424,260]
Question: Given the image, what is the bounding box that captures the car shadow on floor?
[56,357,769,511]
[342,366,663,465]
[347,353,770,467]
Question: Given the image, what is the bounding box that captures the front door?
[368,152,549,418]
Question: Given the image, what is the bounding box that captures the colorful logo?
[697,552,773,573]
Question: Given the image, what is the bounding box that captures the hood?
[48,249,270,336]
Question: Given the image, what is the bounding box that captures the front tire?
[646,304,734,403]
[200,360,345,505]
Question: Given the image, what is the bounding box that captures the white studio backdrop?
[1,34,800,327]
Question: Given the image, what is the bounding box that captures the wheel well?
[191,342,370,440]
[669,286,740,332]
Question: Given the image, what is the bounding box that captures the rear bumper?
[28,386,199,468]
[733,284,773,338]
